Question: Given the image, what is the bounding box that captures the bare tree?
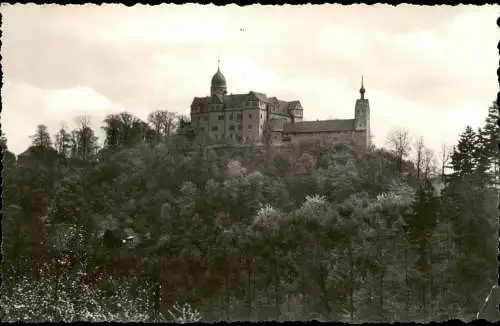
[54,122,72,158]
[30,124,53,148]
[439,143,451,183]
[414,136,425,183]
[147,110,179,142]
[73,115,99,161]
[385,128,412,178]
[423,148,435,181]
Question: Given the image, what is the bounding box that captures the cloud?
[1,82,125,154]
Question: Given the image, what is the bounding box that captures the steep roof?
[283,119,356,134]
[191,92,301,113]
[191,97,213,106]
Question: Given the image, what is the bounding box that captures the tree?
[479,101,500,185]
[422,148,435,182]
[449,126,477,178]
[147,110,179,142]
[385,128,411,178]
[102,114,122,149]
[103,112,153,148]
[54,124,72,158]
[473,127,491,182]
[30,124,52,148]
[414,136,425,183]
[7,108,500,322]
[1,130,8,151]
[439,144,451,183]
[72,115,100,161]
[406,181,439,317]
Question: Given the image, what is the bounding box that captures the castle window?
[212,126,218,131]
[237,113,242,120]
[229,125,235,131]
[248,124,252,129]
[230,134,234,139]
[218,115,224,120]
[200,127,205,132]
[203,116,209,121]
[229,113,233,120]
[238,124,242,130]
[249,113,252,119]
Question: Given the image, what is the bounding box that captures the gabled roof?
[225,94,247,108]
[250,91,268,102]
[191,92,301,113]
[277,100,300,114]
[191,97,212,106]
[283,119,356,134]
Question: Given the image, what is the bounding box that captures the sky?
[2,4,499,158]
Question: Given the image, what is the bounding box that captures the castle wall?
[285,130,368,148]
[191,100,270,143]
[287,131,354,144]
[224,109,243,141]
[241,108,260,142]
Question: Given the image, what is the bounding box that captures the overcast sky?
[2,4,499,157]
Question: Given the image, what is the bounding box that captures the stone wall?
[286,130,368,148]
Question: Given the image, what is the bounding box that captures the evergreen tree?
[474,127,491,184]
[478,101,500,185]
[449,126,476,178]
[406,180,439,317]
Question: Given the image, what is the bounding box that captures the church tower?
[210,60,227,99]
[354,76,371,146]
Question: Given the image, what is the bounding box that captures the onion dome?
[211,67,226,87]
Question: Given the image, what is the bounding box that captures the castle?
[184,63,370,148]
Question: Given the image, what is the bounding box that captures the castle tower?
[354,76,371,146]
[210,59,227,99]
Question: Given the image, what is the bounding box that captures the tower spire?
[217,54,220,71]
[360,75,366,99]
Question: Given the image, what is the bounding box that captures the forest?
[1,102,498,322]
